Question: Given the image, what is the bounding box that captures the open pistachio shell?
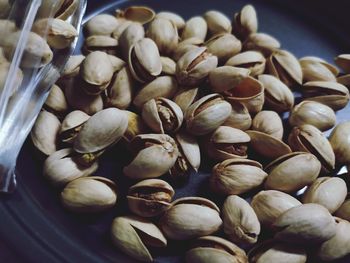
[233,4,258,40]
[243,33,280,56]
[203,10,232,35]
[173,87,199,112]
[175,131,201,172]
[119,22,145,60]
[117,6,155,24]
[60,110,90,144]
[335,54,350,73]
[300,57,337,82]
[55,0,78,20]
[223,101,252,131]
[225,51,266,77]
[252,111,283,140]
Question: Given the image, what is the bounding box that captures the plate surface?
[1,0,350,262]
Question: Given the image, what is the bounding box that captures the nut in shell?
[203,10,232,35]
[300,56,337,82]
[225,51,266,77]
[233,4,258,40]
[156,11,185,30]
[60,110,90,144]
[252,110,283,140]
[122,110,149,143]
[335,54,350,73]
[335,199,350,221]
[119,22,145,60]
[160,56,176,76]
[84,14,119,36]
[243,33,280,56]
[223,101,252,131]
[43,84,68,116]
[181,16,207,41]
[329,121,350,165]
[173,87,199,112]
[83,35,118,55]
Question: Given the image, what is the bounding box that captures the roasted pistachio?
[209,66,250,93]
[203,10,232,35]
[181,16,207,41]
[223,101,252,131]
[173,87,199,112]
[60,110,90,144]
[84,14,120,36]
[300,56,337,82]
[335,54,350,73]
[329,122,350,165]
[243,33,280,56]
[233,4,258,40]
[225,51,266,77]
[252,111,283,140]
[156,11,185,30]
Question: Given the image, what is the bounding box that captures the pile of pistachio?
[30,4,350,263]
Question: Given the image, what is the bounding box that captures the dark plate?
[1,0,350,262]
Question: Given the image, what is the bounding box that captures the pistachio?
[329,122,350,165]
[172,42,199,62]
[156,12,185,30]
[181,16,208,41]
[243,33,280,56]
[119,22,145,60]
[251,190,301,227]
[264,152,321,193]
[160,56,176,75]
[84,14,119,36]
[335,54,350,73]
[288,124,335,171]
[159,197,222,240]
[0,20,16,39]
[252,111,283,140]
[43,148,98,187]
[233,4,258,40]
[44,84,68,116]
[111,215,166,262]
[31,110,61,156]
[335,199,350,221]
[0,0,10,18]
[116,6,155,24]
[204,126,250,161]
[176,46,218,86]
[209,66,250,93]
[289,101,336,131]
[225,51,266,77]
[60,55,85,79]
[302,177,347,214]
[337,74,350,87]
[124,134,178,180]
[186,236,248,263]
[61,176,117,212]
[0,62,23,97]
[83,35,118,55]
[223,101,252,131]
[300,57,337,82]
[222,195,260,245]
[54,0,78,20]
[258,74,294,112]
[173,87,199,112]
[185,93,232,135]
[210,158,267,195]
[112,20,133,41]
[127,179,174,217]
[301,81,350,111]
[273,203,337,244]
[302,56,339,76]
[59,110,90,144]
[204,10,232,35]
[123,111,150,143]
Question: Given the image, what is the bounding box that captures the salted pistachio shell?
[248,239,307,263]
[288,124,335,171]
[243,33,280,56]
[142,97,183,134]
[209,66,251,93]
[60,110,90,143]
[160,56,176,75]
[133,76,178,109]
[83,35,118,55]
[43,148,98,187]
[273,203,337,244]
[123,110,149,143]
[44,84,68,115]
[185,93,232,135]
[74,108,128,153]
[181,16,207,41]
[335,54,350,73]
[156,12,185,30]
[186,236,248,263]
[119,22,145,60]
[289,101,336,131]
[222,195,260,245]
[111,215,166,262]
[300,57,337,82]
[61,55,85,78]
[264,152,321,193]
[61,176,117,212]
[205,33,242,64]
[258,74,294,112]
[176,46,218,86]
[224,76,264,114]
[31,110,60,155]
[85,14,119,36]
[225,51,266,77]
[124,134,178,180]
[205,126,250,161]
[173,87,199,112]
[335,199,350,221]
[204,10,232,35]
[223,101,252,131]
[302,177,347,214]
[210,158,267,195]
[329,122,350,165]
[301,81,350,110]
[233,4,258,40]
[117,6,155,24]
[252,111,283,140]
[159,197,222,240]
[127,179,174,217]
[251,190,301,227]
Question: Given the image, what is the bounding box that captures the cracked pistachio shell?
[159,197,222,240]
[288,124,335,171]
[142,97,183,134]
[128,38,162,83]
[74,108,128,153]
[186,236,248,263]
[243,33,280,56]
[248,239,307,263]
[133,76,178,109]
[160,56,176,75]
[60,110,90,144]
[119,22,145,60]
[117,6,155,24]
[225,51,266,77]
[252,111,283,140]
[210,158,267,195]
[300,57,337,82]
[264,152,321,193]
[31,110,60,155]
[302,177,347,214]
[176,46,218,86]
[301,81,350,111]
[172,42,199,62]
[251,190,301,227]
[127,179,174,217]
[185,93,232,135]
[233,5,258,40]
[329,122,350,165]
[181,16,207,41]
[44,84,68,115]
[223,101,252,131]
[335,199,350,221]
[335,54,350,73]
[267,49,303,88]
[61,55,85,78]
[204,10,232,35]
[205,33,242,64]
[146,18,178,55]
[224,76,265,114]
[246,130,291,160]
[123,110,149,143]
[209,66,251,93]
[258,74,294,112]
[83,35,118,55]
[85,14,119,36]
[61,176,117,212]
[289,101,336,131]
[111,215,166,262]
[54,0,78,20]
[156,12,185,30]
[43,148,98,187]
[204,126,250,161]
[273,203,337,244]
[222,195,260,245]
[173,87,199,112]
[124,134,178,180]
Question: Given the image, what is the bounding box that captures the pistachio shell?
[85,14,119,36]
[175,131,201,172]
[123,110,149,143]
[61,55,85,78]
[302,56,339,76]
[225,51,266,77]
[243,33,280,56]
[119,6,155,24]
[119,22,145,60]
[204,10,232,35]
[173,87,199,112]
[83,35,118,55]
[206,33,242,64]
[172,42,199,62]
[335,54,350,73]
[160,56,176,75]
[181,16,207,41]
[44,84,68,115]
[55,0,78,20]
[223,101,252,131]
[300,57,337,82]
[337,74,350,87]
[335,199,350,221]
[112,20,133,41]
[329,122,350,165]
[233,4,258,40]
[60,110,90,143]
[156,12,185,30]
[252,111,283,140]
